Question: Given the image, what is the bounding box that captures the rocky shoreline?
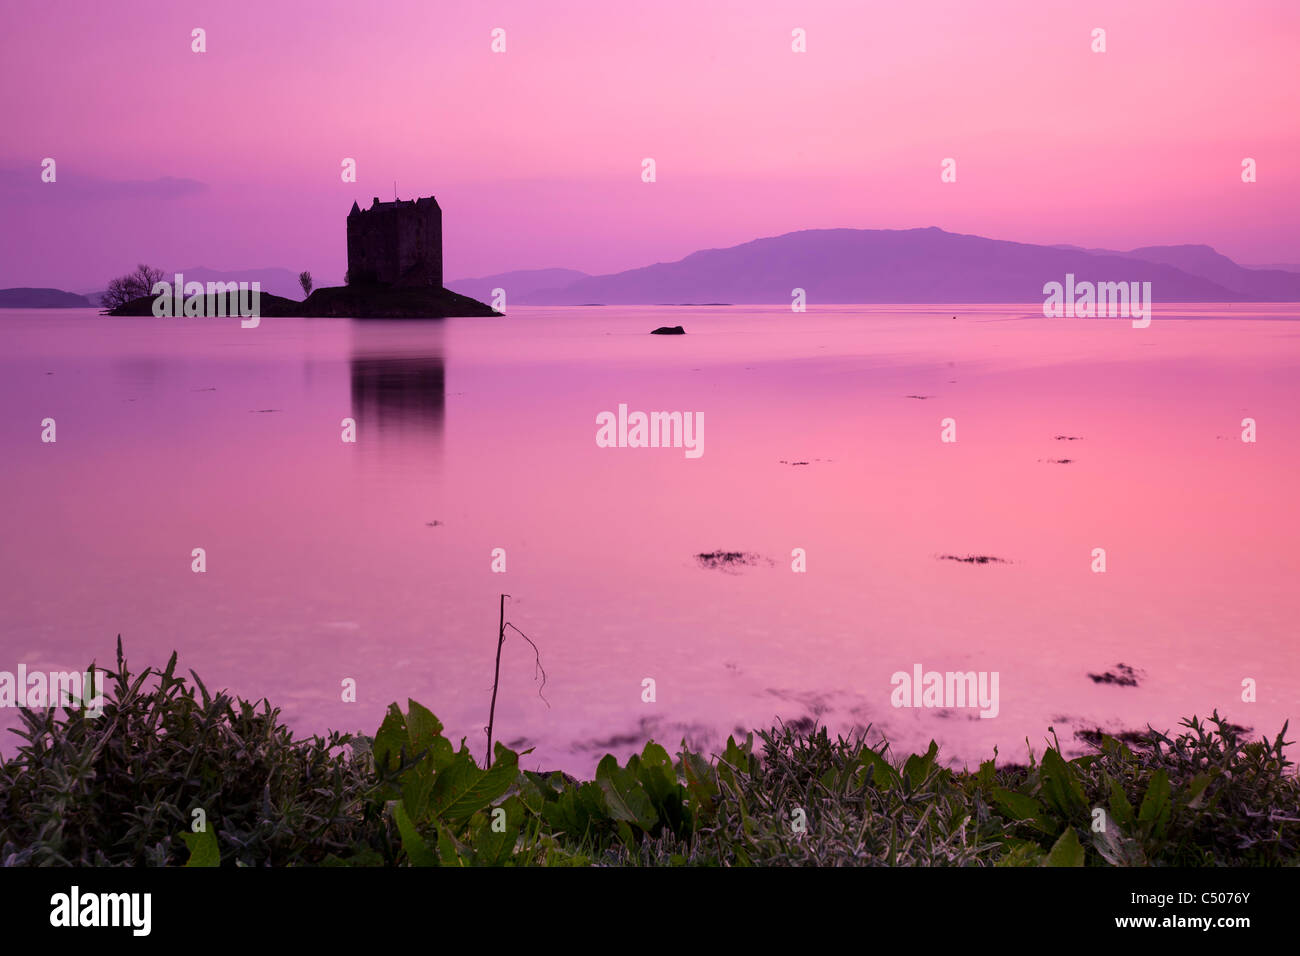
[106,284,500,319]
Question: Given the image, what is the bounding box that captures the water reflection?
[349,355,445,434]
[347,326,446,466]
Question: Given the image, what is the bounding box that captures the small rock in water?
[1075,727,1149,748]
[696,550,768,571]
[1087,663,1142,687]
[650,325,685,335]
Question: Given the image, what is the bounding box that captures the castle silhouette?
[108,193,496,318]
[347,196,443,288]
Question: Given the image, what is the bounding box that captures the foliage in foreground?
[1,644,1296,866]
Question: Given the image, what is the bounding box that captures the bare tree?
[299,270,313,297]
[101,276,136,311]
[131,263,165,295]
[101,264,166,311]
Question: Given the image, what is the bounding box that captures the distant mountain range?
[6,231,1300,309]
[451,228,1300,305]
[0,288,93,308]
[445,268,588,304]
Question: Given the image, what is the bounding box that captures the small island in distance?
[0,288,94,308]
[106,195,501,319]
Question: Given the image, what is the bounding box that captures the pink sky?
[2,0,1298,289]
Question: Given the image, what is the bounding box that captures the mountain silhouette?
[513,227,1298,304]
[0,287,94,308]
[15,230,1300,311]
[445,268,588,303]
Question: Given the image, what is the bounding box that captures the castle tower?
[346,196,443,288]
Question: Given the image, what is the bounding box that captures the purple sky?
[2,0,1298,290]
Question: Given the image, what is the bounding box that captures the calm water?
[2,304,1298,773]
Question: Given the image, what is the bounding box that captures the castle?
[346,196,443,288]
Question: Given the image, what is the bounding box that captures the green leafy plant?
[365,699,524,866]
[0,638,371,866]
[3,647,1296,868]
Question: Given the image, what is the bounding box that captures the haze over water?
[2,305,1297,774]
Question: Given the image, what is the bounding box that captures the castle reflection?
[350,354,444,431]
[346,318,447,472]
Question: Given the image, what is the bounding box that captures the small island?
[108,195,501,319]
